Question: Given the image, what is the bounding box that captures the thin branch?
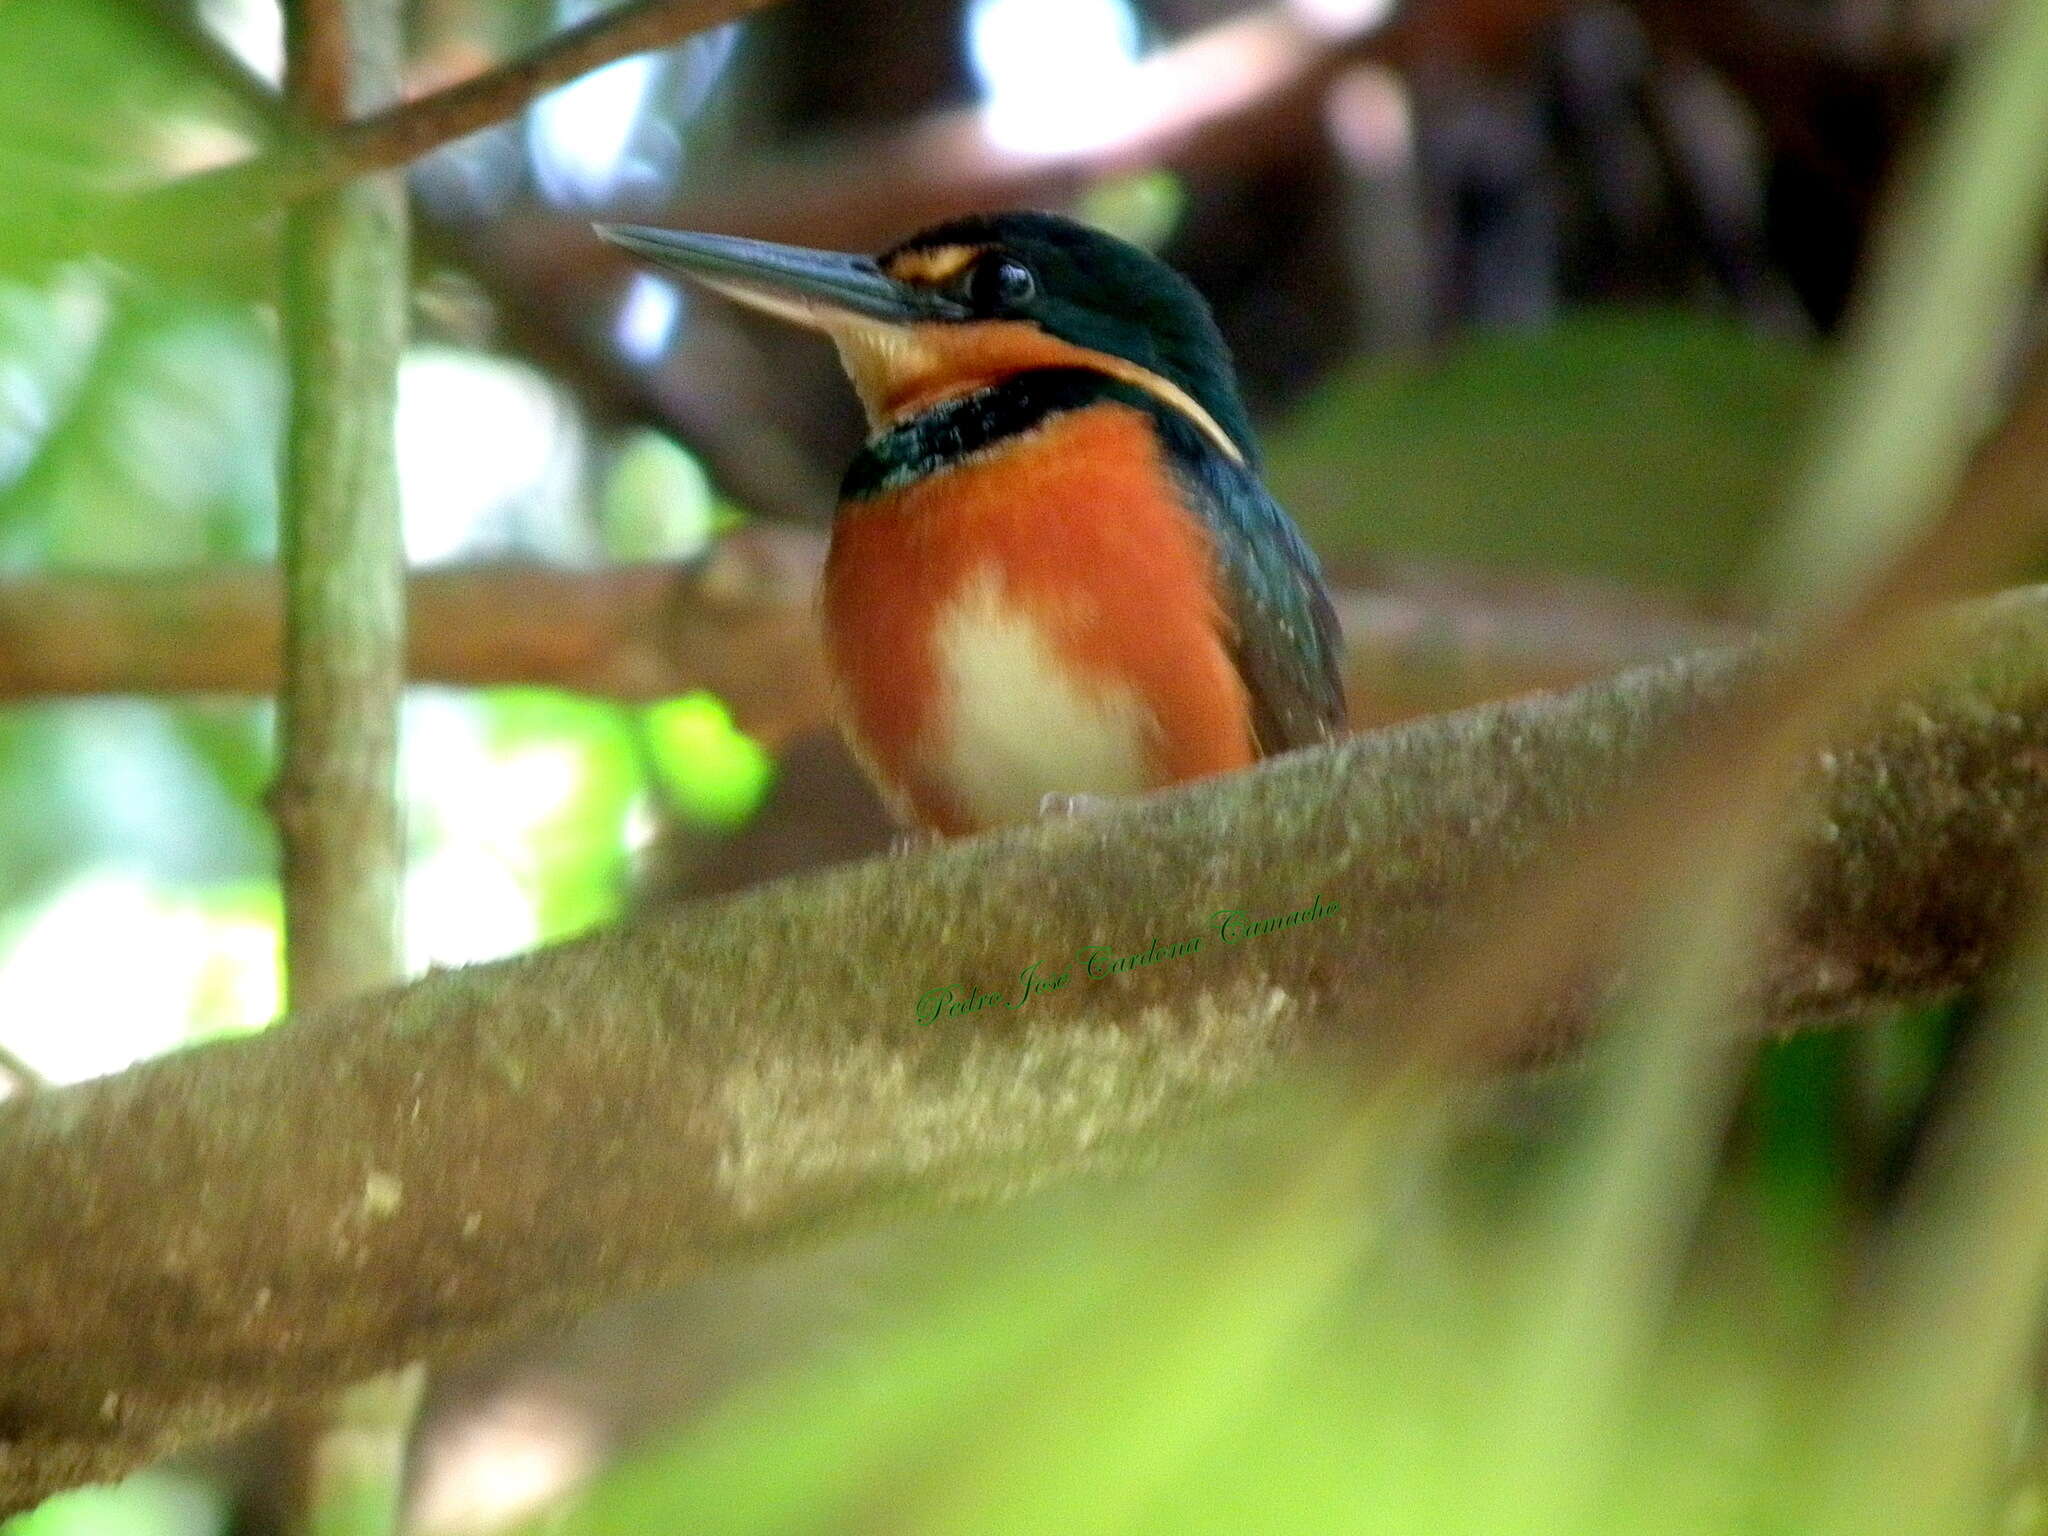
[273,0,416,1524]
[65,1,1379,286]
[110,0,830,523]
[330,0,777,181]
[138,0,781,227]
[275,0,408,1013]
[5,585,2048,1513]
[0,551,1731,736]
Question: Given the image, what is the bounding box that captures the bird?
[596,210,1346,837]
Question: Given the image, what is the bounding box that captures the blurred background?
[0,0,2037,1531]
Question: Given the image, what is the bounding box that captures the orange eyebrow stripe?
[882,245,984,285]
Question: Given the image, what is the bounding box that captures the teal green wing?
[1162,420,1348,754]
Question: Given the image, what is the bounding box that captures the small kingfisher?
[596,211,1347,837]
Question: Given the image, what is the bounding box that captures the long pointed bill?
[593,224,965,331]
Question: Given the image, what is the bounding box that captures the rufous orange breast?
[823,399,1255,836]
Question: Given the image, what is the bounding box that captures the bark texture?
[4,587,2048,1511]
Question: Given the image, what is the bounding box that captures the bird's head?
[596,210,1255,466]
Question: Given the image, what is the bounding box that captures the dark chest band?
[839,367,1157,502]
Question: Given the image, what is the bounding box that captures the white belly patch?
[927,569,1155,827]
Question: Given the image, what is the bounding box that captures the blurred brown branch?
[0,532,834,737]
[0,548,1730,737]
[6,584,2048,1512]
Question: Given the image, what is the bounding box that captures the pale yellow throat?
[826,315,1247,466]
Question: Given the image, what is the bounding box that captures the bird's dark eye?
[964,256,1036,312]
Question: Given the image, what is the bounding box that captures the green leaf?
[30,296,281,567]
[641,693,773,829]
[2,1473,224,1536]
[479,688,645,942]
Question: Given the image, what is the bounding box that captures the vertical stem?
[278,0,406,1009]
[275,0,420,1533]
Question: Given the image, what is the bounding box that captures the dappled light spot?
[529,51,661,208]
[614,272,682,366]
[966,0,1151,157]
[0,868,279,1085]
[411,1392,600,1535]
[396,348,581,566]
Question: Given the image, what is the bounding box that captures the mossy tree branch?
[5,587,2048,1512]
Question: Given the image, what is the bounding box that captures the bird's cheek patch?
[827,320,1062,425]
[830,316,1247,467]
[826,321,953,427]
[835,321,1122,423]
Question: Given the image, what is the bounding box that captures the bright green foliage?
[0,0,266,285]
[0,701,272,907]
[3,1474,223,1536]
[642,693,776,828]
[0,273,281,567]
[35,299,282,566]
[477,689,645,943]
